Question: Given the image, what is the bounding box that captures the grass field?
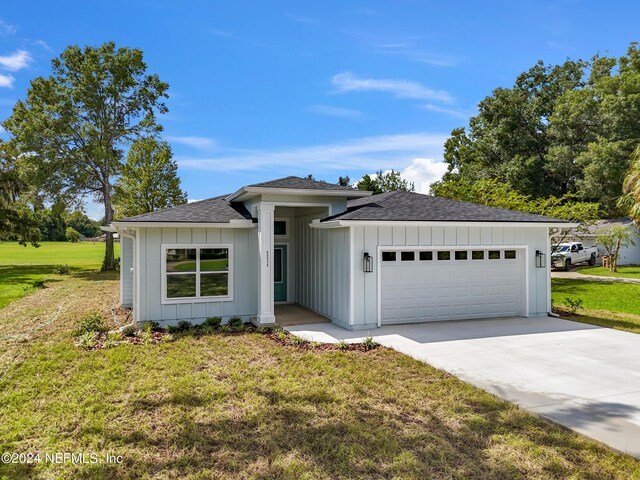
[0,242,120,309]
[1,250,639,477]
[552,278,640,316]
[577,265,640,279]
[552,278,640,335]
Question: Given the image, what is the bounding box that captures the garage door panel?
[381,248,524,324]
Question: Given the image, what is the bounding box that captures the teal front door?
[274,245,287,302]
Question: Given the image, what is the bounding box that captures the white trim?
[349,227,355,326]
[376,245,530,327]
[113,220,254,229]
[226,186,371,202]
[274,217,290,239]
[274,242,291,303]
[135,228,141,323]
[313,220,577,229]
[119,232,136,307]
[160,243,234,304]
[267,201,334,216]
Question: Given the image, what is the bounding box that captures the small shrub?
[66,226,81,243]
[75,311,106,335]
[311,341,321,349]
[161,333,174,343]
[138,329,153,345]
[288,335,306,346]
[564,297,584,315]
[31,279,46,289]
[363,335,378,351]
[176,320,193,332]
[53,264,70,275]
[336,340,349,351]
[165,325,180,334]
[275,330,289,342]
[220,325,232,333]
[256,326,274,334]
[227,316,243,328]
[200,325,216,335]
[140,321,160,332]
[204,316,222,328]
[121,325,137,337]
[77,332,98,349]
[103,331,122,349]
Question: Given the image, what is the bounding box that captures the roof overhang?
[311,220,578,229]
[226,186,372,202]
[112,219,256,229]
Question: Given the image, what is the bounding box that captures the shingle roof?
[324,190,569,223]
[118,195,252,223]
[247,176,356,191]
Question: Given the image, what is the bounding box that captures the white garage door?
[380,248,525,324]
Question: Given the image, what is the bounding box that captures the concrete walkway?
[552,270,640,284]
[287,317,640,458]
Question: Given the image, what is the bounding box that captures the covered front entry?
[380,247,526,324]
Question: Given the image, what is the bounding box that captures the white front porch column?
[256,203,276,325]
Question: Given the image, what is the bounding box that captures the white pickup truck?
[551,242,599,271]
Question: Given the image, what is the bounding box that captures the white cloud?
[177,132,447,172]
[32,39,53,52]
[0,50,32,72]
[208,29,232,38]
[0,125,5,133]
[167,136,218,150]
[401,158,448,193]
[373,42,457,67]
[0,19,17,36]
[188,198,203,203]
[0,74,15,88]
[422,103,474,119]
[308,104,366,119]
[332,71,453,104]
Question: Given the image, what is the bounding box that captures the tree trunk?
[612,238,621,273]
[101,186,116,271]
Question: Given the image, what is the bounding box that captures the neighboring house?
[110,176,571,330]
[562,218,640,265]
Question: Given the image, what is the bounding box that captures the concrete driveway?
[287,317,640,458]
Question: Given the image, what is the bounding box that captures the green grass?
[577,265,640,279]
[0,274,639,478]
[0,242,120,309]
[552,278,640,316]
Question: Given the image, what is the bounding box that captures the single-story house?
[561,218,640,266]
[110,176,572,330]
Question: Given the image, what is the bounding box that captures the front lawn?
[0,241,119,309]
[1,274,639,478]
[577,265,640,279]
[552,278,640,335]
[552,278,640,316]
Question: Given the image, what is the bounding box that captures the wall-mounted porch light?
[363,251,373,273]
[535,250,546,268]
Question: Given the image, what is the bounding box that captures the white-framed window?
[161,244,233,303]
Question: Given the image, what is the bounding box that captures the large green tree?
[437,43,640,216]
[0,140,40,245]
[3,42,169,270]
[619,145,640,226]
[113,137,187,218]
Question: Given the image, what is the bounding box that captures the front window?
[164,246,231,300]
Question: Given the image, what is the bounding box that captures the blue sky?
[0,1,638,218]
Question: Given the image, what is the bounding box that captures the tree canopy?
[435,42,640,216]
[356,169,415,194]
[3,42,169,269]
[114,137,187,219]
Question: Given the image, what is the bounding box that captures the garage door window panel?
[401,251,415,261]
[437,251,451,261]
[382,251,397,262]
[455,251,468,260]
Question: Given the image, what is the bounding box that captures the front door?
[274,245,287,302]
